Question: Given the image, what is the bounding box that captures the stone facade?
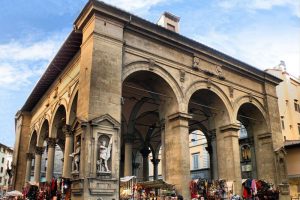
[12,1,289,199]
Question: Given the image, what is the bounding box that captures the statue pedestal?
[88,177,118,196]
[97,171,112,179]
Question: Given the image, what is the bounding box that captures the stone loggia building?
[13,1,289,199]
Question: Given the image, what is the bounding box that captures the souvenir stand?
[242,179,279,200]
[136,179,175,199]
[190,179,234,200]
[120,176,137,199]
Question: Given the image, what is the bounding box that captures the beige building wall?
[0,144,13,197]
[265,67,300,140]
[266,66,300,198]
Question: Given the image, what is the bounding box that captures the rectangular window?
[0,177,2,183]
[0,167,3,173]
[298,123,300,135]
[1,157,4,163]
[192,153,200,170]
[167,23,175,31]
[295,102,298,111]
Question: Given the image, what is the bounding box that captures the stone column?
[210,130,218,179]
[165,112,192,199]
[62,125,73,178]
[124,136,133,176]
[160,120,166,180]
[140,147,151,181]
[219,124,242,195]
[34,146,44,183]
[46,138,56,182]
[151,159,160,180]
[25,153,34,182]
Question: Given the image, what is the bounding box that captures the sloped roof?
[21,31,82,111]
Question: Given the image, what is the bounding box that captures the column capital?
[219,123,240,132]
[62,124,72,137]
[46,137,56,148]
[35,146,44,155]
[26,153,34,160]
[140,147,151,158]
[168,112,192,121]
[151,159,161,165]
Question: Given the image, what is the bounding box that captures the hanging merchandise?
[190,180,198,199]
[242,179,279,200]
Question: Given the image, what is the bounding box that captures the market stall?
[190,179,234,200]
[136,179,177,199]
[120,176,137,199]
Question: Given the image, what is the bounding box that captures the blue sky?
[0,0,299,147]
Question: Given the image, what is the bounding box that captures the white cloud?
[0,33,66,90]
[101,0,167,15]
[0,40,59,61]
[218,0,300,17]
[194,25,300,77]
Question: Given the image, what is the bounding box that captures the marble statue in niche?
[97,135,112,173]
[71,136,81,172]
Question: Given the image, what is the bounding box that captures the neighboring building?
[266,64,300,198]
[13,1,289,199]
[0,143,13,197]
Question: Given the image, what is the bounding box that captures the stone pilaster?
[13,111,31,191]
[74,6,123,199]
[151,159,160,180]
[62,125,73,178]
[25,153,34,183]
[34,146,44,183]
[46,137,56,182]
[218,124,242,195]
[165,112,192,199]
[140,147,151,181]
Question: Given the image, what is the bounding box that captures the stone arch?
[185,80,234,123]
[235,96,273,181]
[49,104,67,138]
[66,84,79,125]
[233,95,267,125]
[37,119,50,147]
[28,131,38,153]
[122,60,184,112]
[67,90,78,126]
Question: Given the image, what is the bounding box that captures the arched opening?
[121,70,179,182]
[188,89,231,180]
[35,120,49,182]
[237,102,268,180]
[47,105,67,181]
[69,92,78,126]
[26,131,37,181]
